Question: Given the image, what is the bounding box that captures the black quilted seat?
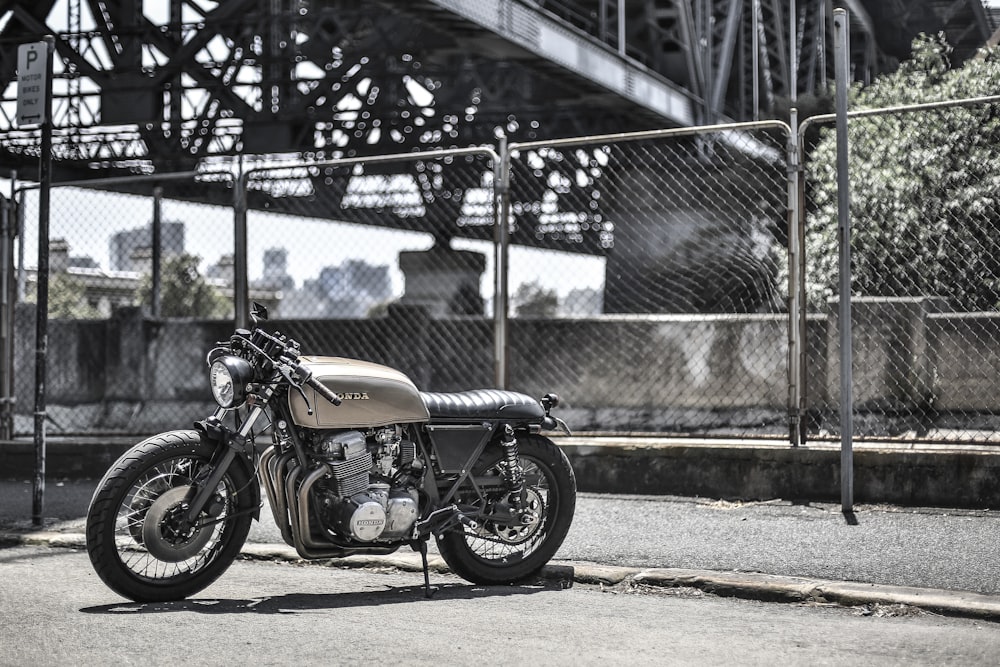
[420,389,545,422]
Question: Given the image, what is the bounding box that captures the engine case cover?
[339,499,387,542]
[289,356,430,428]
[382,489,419,540]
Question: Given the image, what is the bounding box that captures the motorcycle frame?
[248,389,528,561]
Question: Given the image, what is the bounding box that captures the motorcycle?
[85,303,576,602]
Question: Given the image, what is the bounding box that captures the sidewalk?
[3,477,1000,621]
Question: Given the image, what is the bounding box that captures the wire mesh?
[506,124,792,434]
[11,173,237,434]
[9,128,801,438]
[243,149,500,392]
[802,97,1000,441]
[14,100,1000,443]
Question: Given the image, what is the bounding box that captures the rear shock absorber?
[499,424,526,505]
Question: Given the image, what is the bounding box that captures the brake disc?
[141,485,215,562]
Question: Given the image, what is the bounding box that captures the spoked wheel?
[436,433,576,585]
[86,430,256,602]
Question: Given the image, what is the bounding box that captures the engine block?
[311,428,420,542]
[329,484,419,542]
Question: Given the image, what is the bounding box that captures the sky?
[9,182,606,303]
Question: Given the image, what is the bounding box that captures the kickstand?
[417,540,437,599]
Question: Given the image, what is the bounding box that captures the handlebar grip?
[308,377,342,406]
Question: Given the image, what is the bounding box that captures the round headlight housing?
[209,356,253,408]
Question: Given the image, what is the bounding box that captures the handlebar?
[306,375,342,407]
[233,325,343,407]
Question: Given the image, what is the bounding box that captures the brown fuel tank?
[287,356,430,428]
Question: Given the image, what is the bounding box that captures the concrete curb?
[555,437,1000,508]
[7,435,1000,508]
[6,530,1000,621]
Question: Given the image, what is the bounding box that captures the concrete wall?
[508,315,788,433]
[807,297,1000,436]
[561,439,1000,508]
[10,298,1000,436]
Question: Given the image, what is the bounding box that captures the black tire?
[85,430,255,602]
[436,433,576,585]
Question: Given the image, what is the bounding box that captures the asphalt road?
[3,543,1000,666]
[4,478,1000,595]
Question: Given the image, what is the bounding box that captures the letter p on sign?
[17,41,49,127]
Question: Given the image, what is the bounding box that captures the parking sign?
[17,41,49,127]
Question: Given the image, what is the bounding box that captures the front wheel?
[436,433,576,585]
[85,430,256,602]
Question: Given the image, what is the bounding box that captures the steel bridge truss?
[0,0,992,177]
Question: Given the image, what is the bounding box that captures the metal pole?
[617,0,625,56]
[234,164,249,329]
[796,134,808,447]
[786,1,803,446]
[32,36,55,527]
[833,9,854,512]
[819,0,828,89]
[786,125,803,447]
[494,137,510,389]
[151,186,163,318]
[790,0,797,107]
[16,190,25,302]
[752,0,759,121]
[0,173,14,440]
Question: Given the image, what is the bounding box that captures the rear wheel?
[85,430,255,602]
[436,433,576,584]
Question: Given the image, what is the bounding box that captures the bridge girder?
[0,0,992,178]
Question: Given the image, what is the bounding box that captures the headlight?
[209,356,252,408]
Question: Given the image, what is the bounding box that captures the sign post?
[17,38,54,527]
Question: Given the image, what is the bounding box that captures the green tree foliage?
[806,34,1000,311]
[138,253,231,318]
[513,281,558,317]
[28,273,102,319]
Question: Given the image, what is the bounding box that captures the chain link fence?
[241,148,501,393]
[6,101,1000,443]
[801,96,1000,442]
[504,123,792,434]
[9,172,238,434]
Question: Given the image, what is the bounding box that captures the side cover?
[288,356,430,428]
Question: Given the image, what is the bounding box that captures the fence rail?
[3,96,1000,443]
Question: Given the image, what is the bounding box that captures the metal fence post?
[494,137,510,389]
[15,189,25,302]
[0,174,15,440]
[787,121,805,447]
[834,8,854,513]
[785,0,805,447]
[151,186,163,318]
[234,168,249,329]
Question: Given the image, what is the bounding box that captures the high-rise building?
[109,221,185,272]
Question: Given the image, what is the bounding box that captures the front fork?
[183,402,267,525]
